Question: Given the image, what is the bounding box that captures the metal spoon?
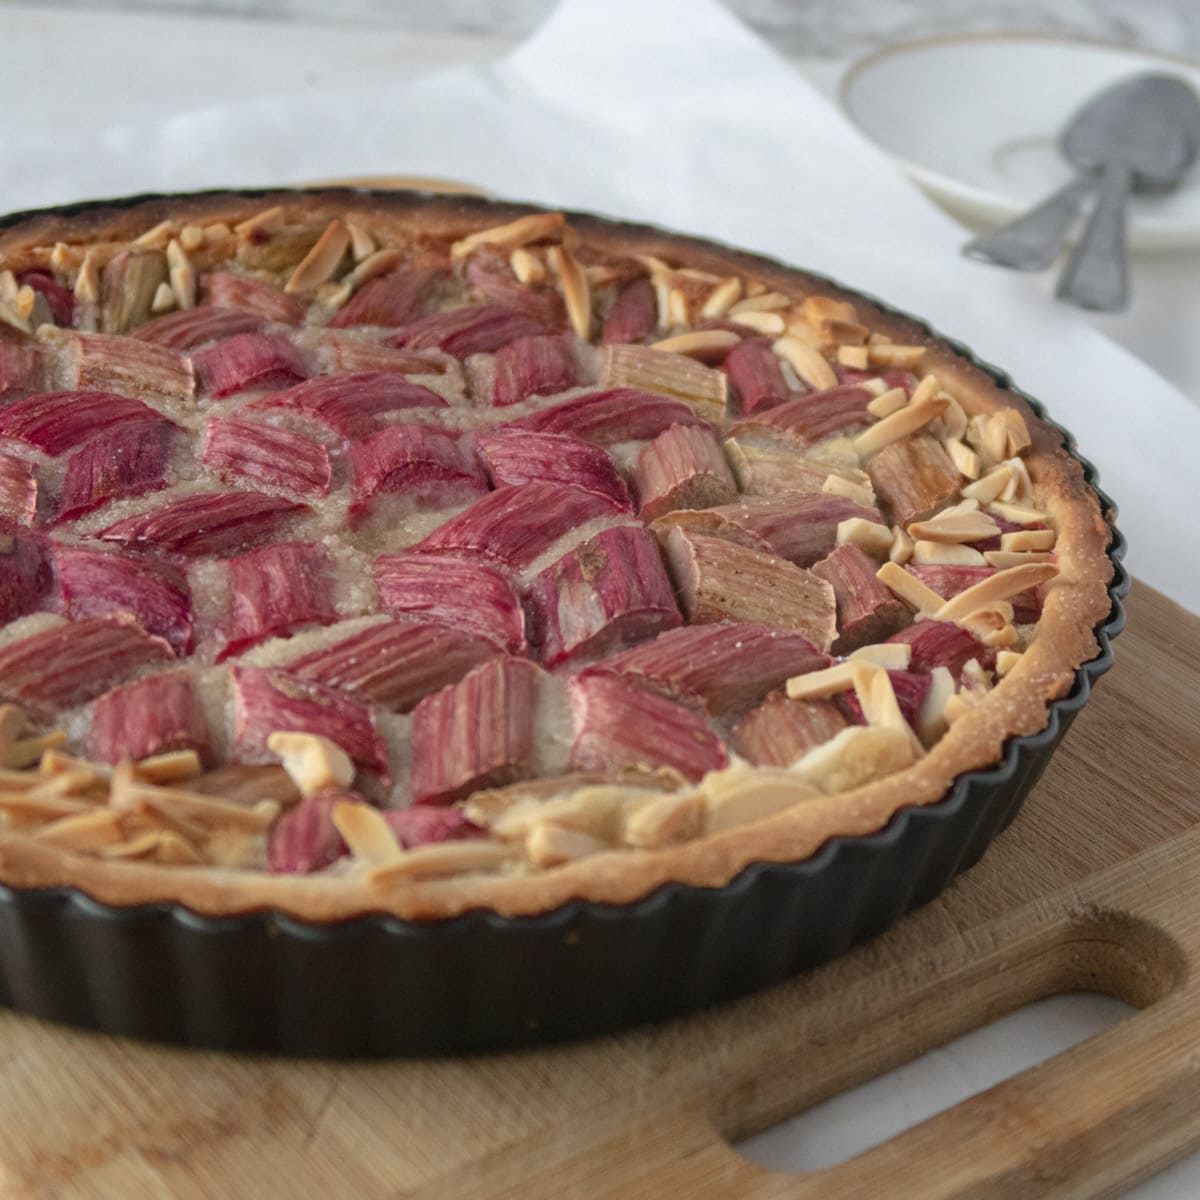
[963,73,1200,310]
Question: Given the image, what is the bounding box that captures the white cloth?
[1,0,1194,609]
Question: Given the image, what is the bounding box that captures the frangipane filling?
[0,208,1059,885]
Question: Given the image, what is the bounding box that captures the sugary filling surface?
[0,206,1060,882]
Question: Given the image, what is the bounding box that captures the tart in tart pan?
[0,190,1122,1051]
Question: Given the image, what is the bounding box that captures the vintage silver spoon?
[963,73,1200,311]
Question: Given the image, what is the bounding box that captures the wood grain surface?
[0,578,1196,1200]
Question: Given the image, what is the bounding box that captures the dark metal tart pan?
[0,190,1128,1056]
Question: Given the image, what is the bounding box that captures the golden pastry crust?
[0,191,1115,921]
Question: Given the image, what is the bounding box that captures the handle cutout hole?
[734,991,1133,1173]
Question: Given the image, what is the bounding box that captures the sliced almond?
[823,473,875,508]
[789,724,915,793]
[179,224,205,253]
[729,291,789,315]
[837,517,893,558]
[133,750,203,785]
[650,329,741,361]
[909,375,940,407]
[867,387,908,419]
[203,221,233,243]
[849,642,913,670]
[945,437,981,479]
[133,220,175,248]
[836,344,869,369]
[961,464,1015,504]
[785,661,858,700]
[547,243,592,340]
[889,525,914,565]
[999,455,1034,504]
[367,841,515,884]
[509,246,545,285]
[728,309,785,337]
[912,541,987,566]
[345,221,376,262]
[908,510,1000,544]
[623,792,704,849]
[666,285,689,329]
[934,563,1059,621]
[234,206,286,237]
[150,281,176,314]
[876,560,945,614]
[996,650,1023,677]
[1001,529,1056,552]
[852,395,948,459]
[74,251,100,305]
[851,662,906,731]
[987,500,1047,526]
[526,823,608,868]
[801,295,857,328]
[343,248,403,291]
[267,731,355,798]
[700,275,743,319]
[35,808,127,852]
[772,335,837,390]
[983,549,1053,569]
[450,212,565,261]
[285,218,351,294]
[935,394,969,441]
[916,665,956,746]
[867,343,925,368]
[331,801,403,865]
[703,772,814,835]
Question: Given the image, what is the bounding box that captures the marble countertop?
[1,5,1197,1197]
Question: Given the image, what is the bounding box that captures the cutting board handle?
[597,849,1200,1200]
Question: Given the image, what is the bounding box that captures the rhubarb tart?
[0,189,1117,946]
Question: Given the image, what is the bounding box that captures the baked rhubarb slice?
[665,527,838,651]
[528,525,682,666]
[475,429,631,509]
[0,450,37,526]
[390,303,546,357]
[465,246,565,328]
[886,619,996,681]
[730,692,848,768]
[329,265,438,329]
[410,657,541,804]
[632,424,737,520]
[600,622,830,715]
[218,542,337,659]
[46,330,194,402]
[200,417,331,498]
[724,438,866,498]
[867,434,962,526]
[724,337,792,414]
[0,616,174,709]
[267,792,350,874]
[252,371,447,439]
[284,619,497,712]
[192,332,307,398]
[54,545,194,655]
[349,424,487,523]
[99,248,168,333]
[95,490,307,558]
[0,329,40,395]
[88,671,210,764]
[603,343,726,422]
[490,333,578,407]
[731,383,873,444]
[811,543,907,653]
[18,269,74,327]
[602,277,657,345]
[200,271,305,324]
[0,390,171,455]
[511,388,710,445]
[307,335,452,377]
[412,481,626,569]
[133,306,263,351]
[56,420,176,523]
[568,672,727,780]
[373,553,526,654]
[232,666,387,772]
[0,529,52,624]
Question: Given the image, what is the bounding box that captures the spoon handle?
[962,177,1093,271]
[1055,163,1131,312]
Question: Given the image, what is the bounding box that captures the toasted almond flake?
[368,841,515,884]
[836,344,869,369]
[623,792,704,849]
[783,316,827,350]
[110,762,279,831]
[851,662,908,732]
[801,295,857,328]
[546,243,592,340]
[344,247,404,291]
[987,500,1048,526]
[936,393,969,441]
[868,331,892,346]
[526,822,608,867]
[0,705,29,749]
[285,218,351,294]
[772,334,838,390]
[729,291,790,315]
[908,510,1001,543]
[133,220,175,248]
[134,750,203,785]
[962,658,992,693]
[650,329,741,360]
[945,437,981,479]
[853,395,948,459]
[203,222,233,242]
[917,665,956,745]
[726,309,785,338]
[889,525,914,565]
[50,242,75,272]
[1002,529,1056,552]
[983,623,1019,648]
[101,830,203,864]
[822,473,875,508]
[74,250,100,305]
[0,770,38,793]
[789,724,915,793]
[983,549,1053,569]
[0,298,31,335]
[150,281,176,314]
[907,375,939,407]
[912,540,987,566]
[999,455,1034,504]
[345,221,376,262]
[961,464,1015,504]
[942,692,977,725]
[234,206,285,237]
[999,409,1032,457]
[700,275,743,319]
[451,212,566,261]
[955,603,1014,643]
[785,661,857,700]
[702,771,815,834]
[267,730,355,798]
[3,731,67,770]
[849,643,912,671]
[0,791,92,820]
[37,749,106,780]
[0,271,17,304]
[509,246,545,285]
[867,387,908,419]
[14,286,36,321]
[934,562,1059,621]
[179,224,205,252]
[26,766,98,800]
[35,808,126,851]
[331,801,403,865]
[837,517,893,558]
[319,281,352,311]
[997,650,1023,676]
[876,560,945,614]
[868,343,925,368]
[666,285,689,329]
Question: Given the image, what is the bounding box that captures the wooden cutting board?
[0,579,1197,1200]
